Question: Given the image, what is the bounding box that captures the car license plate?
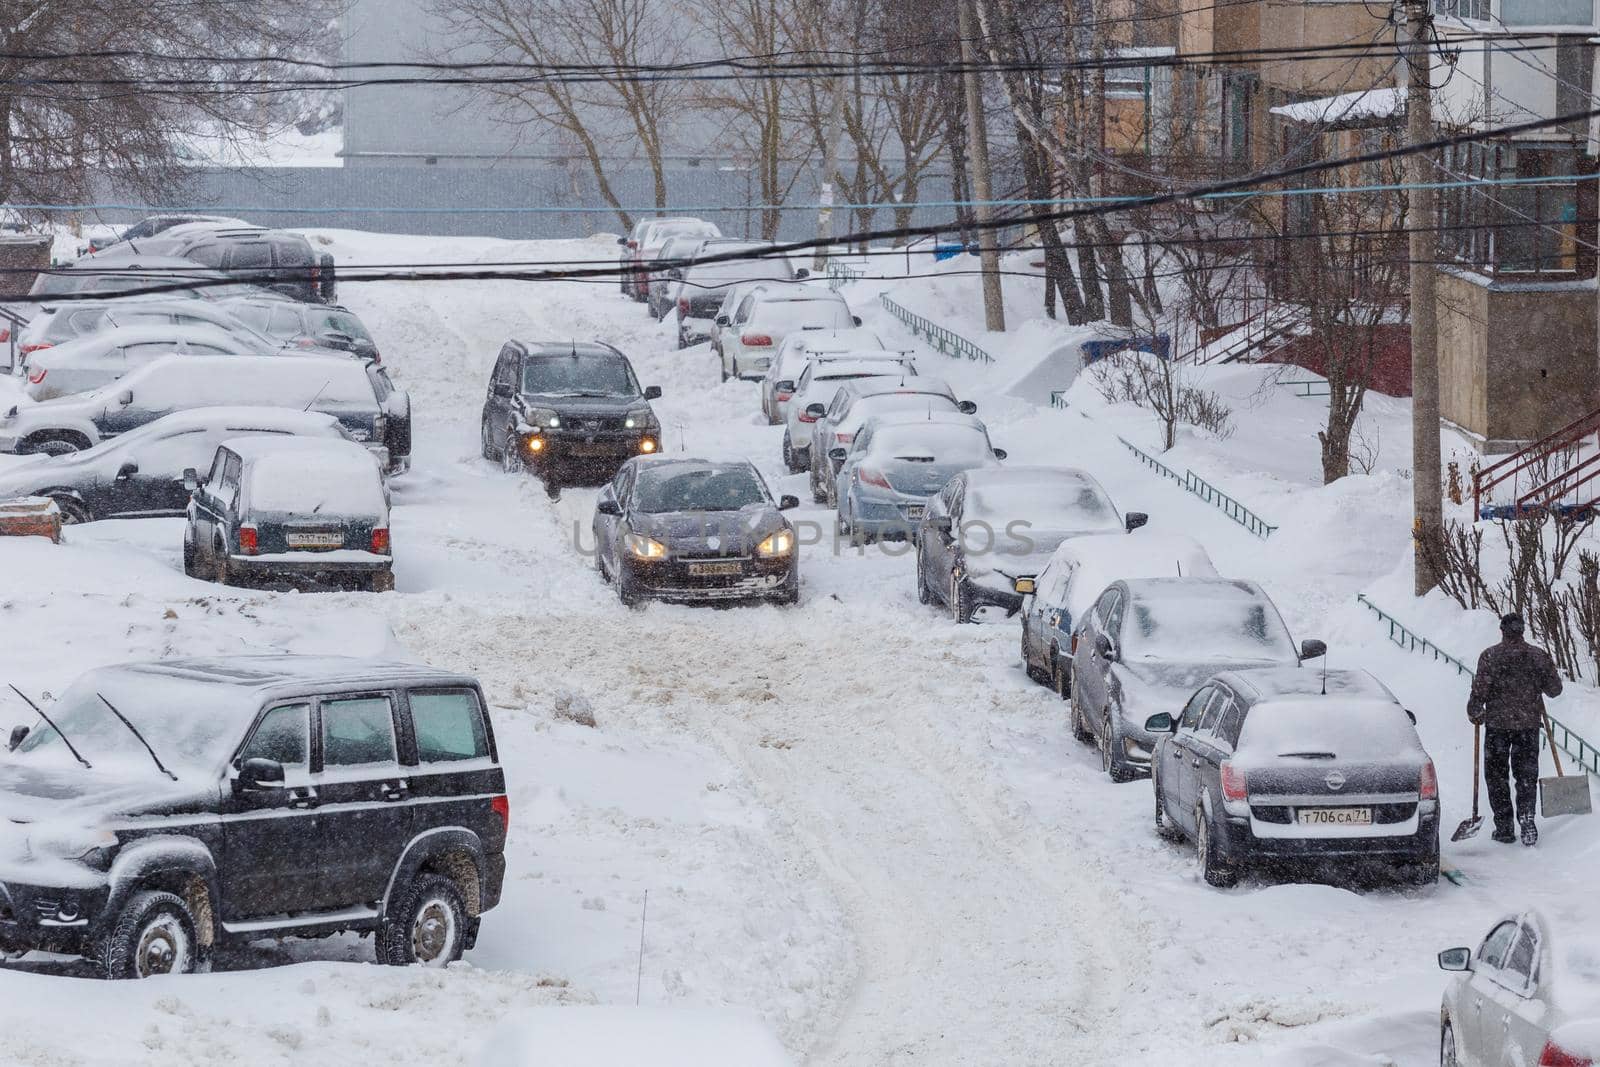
[287,531,343,549]
[904,504,926,520]
[1296,807,1372,826]
[689,561,742,577]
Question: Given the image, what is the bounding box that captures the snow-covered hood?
[519,392,649,417]
[966,531,1108,584]
[629,506,789,556]
[0,760,216,822]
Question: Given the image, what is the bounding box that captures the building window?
[1440,141,1583,275]
[1500,0,1593,24]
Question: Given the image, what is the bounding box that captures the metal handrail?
[1280,379,1331,397]
[1050,390,1069,409]
[826,259,865,292]
[1473,406,1600,516]
[1354,593,1600,778]
[1116,436,1183,483]
[879,293,996,365]
[1114,436,1278,539]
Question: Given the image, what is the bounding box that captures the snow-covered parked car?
[833,413,1005,544]
[1070,577,1325,782]
[15,296,294,367]
[0,407,380,524]
[217,297,383,363]
[760,326,891,424]
[1147,667,1437,887]
[806,375,976,496]
[1438,911,1600,1066]
[717,287,859,381]
[915,467,1148,623]
[184,436,395,591]
[0,354,413,476]
[0,654,507,977]
[23,324,259,401]
[592,456,800,606]
[1018,532,1218,697]
[671,244,806,349]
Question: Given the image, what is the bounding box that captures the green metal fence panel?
[1050,389,1070,409]
[1354,593,1599,778]
[1116,436,1184,484]
[1184,470,1277,540]
[1280,380,1331,398]
[878,294,995,365]
[826,260,865,292]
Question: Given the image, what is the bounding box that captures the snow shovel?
[1540,714,1593,818]
[1452,724,1485,841]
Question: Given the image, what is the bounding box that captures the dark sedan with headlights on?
[592,457,801,606]
[480,340,663,498]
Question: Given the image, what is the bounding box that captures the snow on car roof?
[851,375,953,397]
[810,361,910,380]
[1220,666,1396,704]
[964,466,1099,488]
[133,406,344,435]
[233,437,386,516]
[1045,532,1219,623]
[47,322,245,350]
[139,655,473,691]
[1123,576,1265,602]
[794,328,883,349]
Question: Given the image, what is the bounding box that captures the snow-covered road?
[0,231,1592,1066]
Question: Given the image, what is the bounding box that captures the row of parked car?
[0,215,406,591]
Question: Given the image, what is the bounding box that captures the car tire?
[501,434,524,474]
[1069,677,1095,743]
[597,542,612,583]
[951,574,975,624]
[23,432,89,457]
[781,434,793,471]
[182,536,197,578]
[100,890,201,980]
[616,566,642,608]
[48,494,89,525]
[213,547,231,587]
[1101,711,1135,783]
[915,547,934,605]
[377,873,469,969]
[1154,779,1183,840]
[1196,806,1238,888]
[810,469,827,504]
[480,417,499,461]
[719,358,728,382]
[1440,1022,1458,1067]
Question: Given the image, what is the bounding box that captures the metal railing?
[1354,593,1600,778]
[826,259,865,292]
[879,293,996,365]
[1280,379,1331,397]
[1050,390,1069,409]
[1116,436,1278,539]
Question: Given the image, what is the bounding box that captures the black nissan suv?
[479,340,663,497]
[0,655,508,979]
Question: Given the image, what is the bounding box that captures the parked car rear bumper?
[229,550,392,579]
[1216,812,1440,864]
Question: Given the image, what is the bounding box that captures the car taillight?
[491,794,510,835]
[858,467,891,489]
[26,368,45,385]
[20,342,50,354]
[677,298,690,315]
[371,527,390,554]
[309,262,321,285]
[1540,1041,1594,1067]
[1221,761,1248,801]
[0,327,10,343]
[1070,632,1079,655]
[1420,759,1438,800]
[799,410,819,423]
[239,525,259,555]
[776,390,793,400]
[835,431,854,444]
[741,333,773,347]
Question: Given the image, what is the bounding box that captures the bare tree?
[429,0,690,234]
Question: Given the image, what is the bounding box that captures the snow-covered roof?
[1270,87,1404,128]
[1221,666,1397,704]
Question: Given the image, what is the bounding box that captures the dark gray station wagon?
[0,656,508,978]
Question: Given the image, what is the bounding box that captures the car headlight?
[523,407,560,429]
[27,827,117,869]
[624,532,667,559]
[624,407,659,432]
[757,529,795,557]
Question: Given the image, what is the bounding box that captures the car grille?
[560,416,628,433]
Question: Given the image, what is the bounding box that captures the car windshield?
[869,424,988,462]
[965,481,1122,532]
[11,675,244,776]
[1236,700,1421,761]
[635,465,769,513]
[1122,589,1298,663]
[310,309,372,341]
[683,256,793,290]
[522,355,638,397]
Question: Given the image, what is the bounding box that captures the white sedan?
[24,324,251,400]
[1439,911,1600,1066]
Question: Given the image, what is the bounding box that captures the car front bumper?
[518,429,659,478]
[622,554,797,603]
[0,878,111,956]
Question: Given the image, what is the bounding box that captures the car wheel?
[48,494,89,525]
[101,890,200,980]
[1069,677,1095,743]
[1101,711,1135,783]
[213,546,231,587]
[1154,778,1183,840]
[810,469,827,504]
[501,434,524,474]
[377,873,468,969]
[719,358,728,382]
[182,536,197,578]
[596,541,612,583]
[1196,806,1238,888]
[480,417,498,461]
[24,433,88,457]
[616,565,641,608]
[1440,1021,1458,1067]
[781,434,793,471]
[951,574,974,624]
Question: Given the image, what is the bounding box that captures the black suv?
[0,656,507,978]
[480,340,663,497]
[154,229,336,304]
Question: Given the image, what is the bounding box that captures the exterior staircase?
[1178,300,1305,366]
[1473,407,1600,519]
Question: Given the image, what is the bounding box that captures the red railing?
[1473,407,1600,518]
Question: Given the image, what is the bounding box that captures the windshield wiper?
[96,693,177,781]
[1279,751,1337,760]
[8,684,91,768]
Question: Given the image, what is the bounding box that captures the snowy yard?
[0,231,1592,1066]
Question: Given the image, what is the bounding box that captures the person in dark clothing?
[1467,613,1564,846]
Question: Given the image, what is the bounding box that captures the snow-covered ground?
[0,232,1593,1065]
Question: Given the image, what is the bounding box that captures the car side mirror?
[616,236,628,246]
[779,495,799,510]
[806,403,826,418]
[993,448,1008,461]
[182,467,199,493]
[1144,712,1175,734]
[1125,512,1149,532]
[8,724,27,751]
[1300,639,1328,661]
[1437,947,1472,972]
[116,389,133,407]
[114,461,138,481]
[1096,634,1117,661]
[795,268,810,279]
[828,447,847,461]
[852,315,863,327]
[1406,709,1418,726]
[644,385,662,400]
[596,497,621,517]
[1013,577,1036,595]
[237,757,285,790]
[957,400,978,415]
[714,314,730,327]
[491,381,512,398]
[775,380,794,393]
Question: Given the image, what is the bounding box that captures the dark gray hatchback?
[0,655,507,978]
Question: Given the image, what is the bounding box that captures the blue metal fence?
[879,293,995,365]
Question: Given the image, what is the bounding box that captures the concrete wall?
[1436,269,1598,447]
[1258,2,1392,95]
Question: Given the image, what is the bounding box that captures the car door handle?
[1191,758,1202,767]
[287,787,319,810]
[381,779,409,802]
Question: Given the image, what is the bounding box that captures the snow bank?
[478,1007,793,1067]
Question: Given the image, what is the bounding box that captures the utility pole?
[814,74,842,273]
[957,0,1005,331]
[1402,0,1442,595]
